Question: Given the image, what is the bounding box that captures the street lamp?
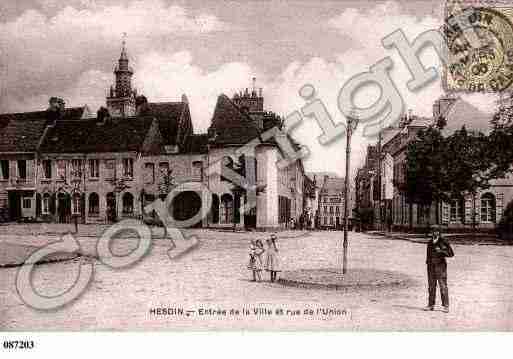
[343,111,359,275]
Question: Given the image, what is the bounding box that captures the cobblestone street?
[1,225,512,330]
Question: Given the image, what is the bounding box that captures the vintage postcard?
[1,0,513,344]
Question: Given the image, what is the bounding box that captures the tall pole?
[343,114,357,274]
[376,129,382,231]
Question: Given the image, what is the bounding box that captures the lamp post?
[343,111,359,274]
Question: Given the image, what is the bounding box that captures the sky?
[0,0,500,177]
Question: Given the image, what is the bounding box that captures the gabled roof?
[442,98,492,135]
[0,106,92,153]
[39,117,159,154]
[208,94,260,145]
[0,106,90,123]
[138,102,188,146]
[0,118,48,153]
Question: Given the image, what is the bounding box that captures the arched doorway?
[106,192,116,222]
[57,192,71,223]
[172,191,202,227]
[88,192,100,217]
[211,194,219,224]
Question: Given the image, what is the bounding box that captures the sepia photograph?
[0,0,512,350]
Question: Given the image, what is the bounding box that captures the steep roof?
[39,117,158,153]
[0,106,92,153]
[0,118,48,153]
[138,102,188,146]
[208,94,260,145]
[442,98,492,135]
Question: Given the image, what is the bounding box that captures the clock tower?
[106,36,136,118]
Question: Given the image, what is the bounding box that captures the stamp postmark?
[444,2,513,92]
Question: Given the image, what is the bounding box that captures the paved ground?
[0,224,512,330]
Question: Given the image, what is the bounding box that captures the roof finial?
[120,32,128,61]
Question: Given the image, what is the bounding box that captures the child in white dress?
[247,239,264,281]
[265,234,280,282]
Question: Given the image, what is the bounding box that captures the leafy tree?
[405,120,491,228]
[487,105,513,179]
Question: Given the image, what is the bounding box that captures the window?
[0,160,9,179]
[71,159,82,177]
[57,160,66,179]
[192,161,203,181]
[123,158,134,178]
[122,193,134,215]
[23,198,31,209]
[72,194,81,215]
[324,205,327,213]
[330,217,334,225]
[336,206,340,214]
[450,198,464,222]
[89,159,99,178]
[105,159,116,179]
[42,194,50,214]
[17,160,27,179]
[42,160,52,179]
[88,193,99,216]
[330,206,333,213]
[144,163,155,184]
[481,193,496,223]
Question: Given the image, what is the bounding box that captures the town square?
[1,224,512,330]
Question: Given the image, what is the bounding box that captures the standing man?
[425,227,454,313]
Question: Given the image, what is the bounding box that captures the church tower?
[106,36,136,118]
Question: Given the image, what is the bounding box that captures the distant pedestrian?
[424,228,454,313]
[247,239,264,282]
[265,234,281,282]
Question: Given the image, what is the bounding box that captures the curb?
[277,277,411,290]
[369,232,513,246]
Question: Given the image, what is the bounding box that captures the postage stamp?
[444,1,513,92]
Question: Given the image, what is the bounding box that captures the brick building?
[0,43,308,230]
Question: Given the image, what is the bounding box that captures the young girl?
[265,234,280,282]
[247,239,264,281]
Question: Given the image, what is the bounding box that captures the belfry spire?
[106,33,136,118]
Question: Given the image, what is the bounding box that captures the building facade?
[0,44,309,230]
[355,96,513,232]
[317,175,345,229]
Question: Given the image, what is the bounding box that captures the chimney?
[46,97,65,125]
[97,106,111,125]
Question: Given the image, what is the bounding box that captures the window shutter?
[496,193,504,223]
[442,201,449,225]
[26,160,33,181]
[464,197,472,224]
[475,195,481,224]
